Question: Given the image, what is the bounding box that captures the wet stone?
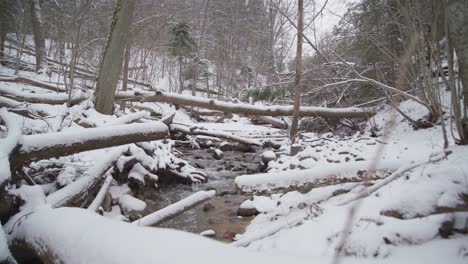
[203,202,215,212]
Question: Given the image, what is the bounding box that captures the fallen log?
[0,75,66,92]
[9,122,169,170]
[234,161,396,194]
[187,107,225,116]
[117,91,375,118]
[0,109,22,185]
[251,116,289,129]
[5,205,309,264]
[336,150,450,206]
[171,124,262,146]
[87,173,115,212]
[0,96,46,118]
[0,85,87,105]
[46,147,125,208]
[231,211,307,247]
[0,110,22,222]
[133,190,216,226]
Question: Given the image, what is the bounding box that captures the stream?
[143,147,264,242]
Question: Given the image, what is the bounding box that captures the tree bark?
[117,91,374,118]
[9,122,168,171]
[446,0,468,142]
[120,44,131,111]
[30,0,47,73]
[289,0,303,143]
[94,0,136,114]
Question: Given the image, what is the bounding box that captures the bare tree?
[94,0,136,115]
[446,0,468,143]
[30,0,47,73]
[289,0,304,143]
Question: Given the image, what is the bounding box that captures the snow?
[0,223,14,263]
[0,108,22,185]
[5,206,317,264]
[129,162,158,183]
[119,194,147,213]
[200,229,216,236]
[231,93,468,263]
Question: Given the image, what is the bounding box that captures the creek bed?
[146,148,263,242]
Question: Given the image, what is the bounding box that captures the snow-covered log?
[0,85,87,105]
[171,124,262,146]
[5,206,309,264]
[46,147,126,208]
[10,122,169,169]
[0,109,22,185]
[117,91,375,118]
[251,116,289,129]
[0,223,15,264]
[336,151,450,206]
[187,107,225,116]
[234,160,400,193]
[87,173,114,212]
[0,96,50,118]
[103,111,148,126]
[231,211,307,247]
[133,190,216,226]
[0,75,66,92]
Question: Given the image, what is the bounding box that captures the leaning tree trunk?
[289,0,303,143]
[120,43,131,110]
[94,0,135,115]
[30,0,47,73]
[446,0,468,143]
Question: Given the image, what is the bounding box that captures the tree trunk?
[30,0,47,73]
[0,21,6,64]
[116,90,375,118]
[446,0,468,143]
[289,0,303,143]
[120,44,131,111]
[94,0,135,115]
[9,122,168,171]
[178,57,184,93]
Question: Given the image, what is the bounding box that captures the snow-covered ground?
[232,94,468,263]
[1,59,467,263]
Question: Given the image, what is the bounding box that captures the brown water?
[145,148,263,241]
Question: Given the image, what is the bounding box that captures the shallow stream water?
[145,148,263,242]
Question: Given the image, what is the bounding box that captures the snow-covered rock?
[261,150,276,164]
[119,194,147,213]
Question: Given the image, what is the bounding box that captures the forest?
[0,0,467,263]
